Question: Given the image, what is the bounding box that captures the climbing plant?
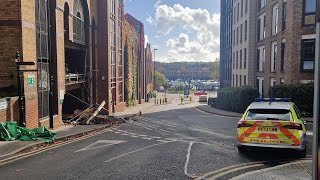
[123,19,138,106]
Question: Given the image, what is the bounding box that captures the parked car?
[194,91,208,96]
[237,98,307,158]
[199,95,208,102]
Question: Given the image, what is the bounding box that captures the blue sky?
[124,0,221,63]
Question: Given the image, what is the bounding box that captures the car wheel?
[237,146,247,154]
[297,147,307,158]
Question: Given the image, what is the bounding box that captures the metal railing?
[65,73,87,85]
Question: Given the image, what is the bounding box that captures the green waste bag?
[0,122,56,142]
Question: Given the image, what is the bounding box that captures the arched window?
[64,3,70,40]
[73,0,85,44]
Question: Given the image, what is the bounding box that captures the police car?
[237,98,307,157]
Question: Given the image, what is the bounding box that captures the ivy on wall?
[123,19,138,106]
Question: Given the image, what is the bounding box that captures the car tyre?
[297,147,307,158]
[237,146,247,154]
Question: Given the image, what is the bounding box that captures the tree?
[155,71,166,90]
[212,60,220,80]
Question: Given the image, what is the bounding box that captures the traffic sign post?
[15,51,36,127]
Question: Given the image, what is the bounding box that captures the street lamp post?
[313,1,320,178]
[153,48,158,104]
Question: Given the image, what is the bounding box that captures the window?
[236,51,239,69]
[294,105,302,119]
[234,7,236,24]
[64,3,70,40]
[272,4,278,36]
[237,3,239,22]
[303,0,316,25]
[258,13,266,40]
[257,46,265,72]
[240,50,242,69]
[244,48,247,69]
[233,52,235,69]
[237,27,239,44]
[73,0,85,44]
[258,0,266,9]
[282,0,287,31]
[36,0,51,119]
[281,39,285,72]
[270,78,276,87]
[233,30,235,46]
[240,24,243,43]
[244,20,247,41]
[110,0,116,81]
[301,39,315,71]
[240,75,242,86]
[233,74,235,87]
[245,0,248,14]
[257,77,264,98]
[241,0,243,17]
[236,75,238,87]
[271,41,277,72]
[244,75,247,85]
[247,109,291,121]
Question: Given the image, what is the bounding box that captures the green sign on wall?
[27,75,35,87]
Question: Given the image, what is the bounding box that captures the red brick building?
[0,0,126,128]
[256,0,316,97]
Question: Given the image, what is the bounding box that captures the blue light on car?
[255,98,291,102]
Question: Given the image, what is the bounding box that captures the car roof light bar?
[255,98,291,102]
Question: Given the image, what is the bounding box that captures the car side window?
[293,105,302,119]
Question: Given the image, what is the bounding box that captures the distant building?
[220,0,233,88]
[231,0,257,88]
[156,62,213,80]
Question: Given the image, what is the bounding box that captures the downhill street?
[0,96,313,179]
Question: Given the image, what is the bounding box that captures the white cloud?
[153,4,220,62]
[144,35,149,48]
[154,0,161,8]
[146,16,154,24]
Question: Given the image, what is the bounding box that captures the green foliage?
[210,86,260,113]
[155,71,166,90]
[212,60,220,80]
[269,83,314,115]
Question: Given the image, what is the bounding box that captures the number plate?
[257,127,278,132]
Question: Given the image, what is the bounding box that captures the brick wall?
[0,0,21,94]
[0,97,20,123]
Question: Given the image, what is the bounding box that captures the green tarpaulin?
[0,122,56,142]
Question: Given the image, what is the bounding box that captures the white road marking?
[184,142,194,178]
[114,131,120,134]
[141,137,153,140]
[130,135,139,138]
[104,141,173,163]
[75,140,125,153]
[122,134,129,136]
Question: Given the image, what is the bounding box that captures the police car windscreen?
[246,109,291,121]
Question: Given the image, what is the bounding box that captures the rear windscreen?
[246,109,291,121]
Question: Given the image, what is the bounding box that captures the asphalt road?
[0,97,313,180]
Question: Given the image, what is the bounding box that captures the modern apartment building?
[231,0,257,88]
[220,0,233,88]
[256,0,316,97]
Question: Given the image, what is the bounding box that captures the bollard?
[160,99,162,104]
[165,98,167,103]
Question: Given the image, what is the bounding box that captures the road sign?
[27,75,35,87]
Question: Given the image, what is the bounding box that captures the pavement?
[0,101,155,160]
[0,96,313,179]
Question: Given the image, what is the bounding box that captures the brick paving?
[231,161,312,180]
